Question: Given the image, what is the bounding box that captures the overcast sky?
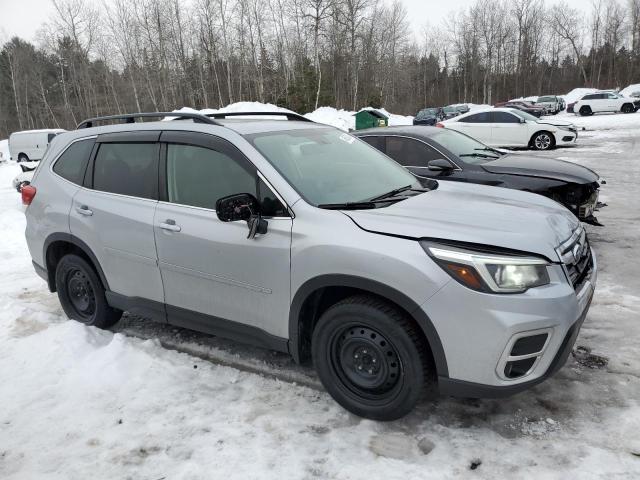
[0,0,592,44]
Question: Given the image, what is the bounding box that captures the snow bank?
[0,139,8,161]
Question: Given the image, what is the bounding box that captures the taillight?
[436,122,444,128]
[21,185,36,205]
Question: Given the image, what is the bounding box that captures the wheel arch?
[288,274,449,378]
[43,233,109,293]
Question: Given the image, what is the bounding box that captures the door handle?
[159,219,181,232]
[76,205,93,216]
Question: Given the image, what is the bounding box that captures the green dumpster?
[354,109,389,130]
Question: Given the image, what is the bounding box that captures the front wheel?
[312,295,433,421]
[17,153,28,163]
[579,106,592,116]
[531,131,555,151]
[621,103,634,114]
[55,254,122,328]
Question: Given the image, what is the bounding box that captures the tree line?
[1,0,639,137]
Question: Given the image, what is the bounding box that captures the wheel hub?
[67,269,95,317]
[333,326,401,393]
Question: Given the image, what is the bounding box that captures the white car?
[11,162,39,192]
[439,108,578,151]
[573,92,638,116]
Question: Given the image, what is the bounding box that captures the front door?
[153,131,292,340]
[490,111,530,147]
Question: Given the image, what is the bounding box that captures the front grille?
[558,227,593,291]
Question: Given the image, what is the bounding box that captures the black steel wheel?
[312,294,433,421]
[55,254,122,328]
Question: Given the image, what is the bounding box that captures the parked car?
[440,106,459,119]
[354,126,603,225]
[440,108,578,150]
[495,101,544,117]
[535,96,564,114]
[12,162,39,192]
[9,129,66,162]
[24,111,596,421]
[454,104,470,114]
[413,108,440,126]
[573,92,638,116]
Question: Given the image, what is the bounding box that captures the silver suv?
[24,112,597,420]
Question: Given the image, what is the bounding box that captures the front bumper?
[424,248,597,398]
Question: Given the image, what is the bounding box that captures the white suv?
[573,92,637,116]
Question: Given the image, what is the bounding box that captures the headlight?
[422,242,551,293]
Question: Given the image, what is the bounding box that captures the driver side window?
[385,137,442,167]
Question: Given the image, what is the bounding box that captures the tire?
[621,103,634,114]
[579,106,592,116]
[312,294,433,421]
[17,153,28,163]
[55,254,122,328]
[531,131,555,151]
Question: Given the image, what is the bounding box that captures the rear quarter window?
[52,138,95,185]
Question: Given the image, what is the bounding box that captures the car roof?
[58,117,331,143]
[354,125,441,137]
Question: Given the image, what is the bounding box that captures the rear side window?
[52,138,94,185]
[359,136,385,151]
[47,133,57,143]
[459,112,492,123]
[166,143,256,210]
[93,143,159,199]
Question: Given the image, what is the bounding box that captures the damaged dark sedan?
[355,126,603,225]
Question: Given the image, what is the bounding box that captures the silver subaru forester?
[23,112,596,420]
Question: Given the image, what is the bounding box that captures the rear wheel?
[579,106,592,116]
[312,294,433,421]
[621,103,634,114]
[17,153,28,163]
[55,254,122,328]
[531,131,555,151]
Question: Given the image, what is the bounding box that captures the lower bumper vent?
[499,331,551,380]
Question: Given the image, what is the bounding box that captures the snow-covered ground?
[1,112,640,479]
[0,139,8,162]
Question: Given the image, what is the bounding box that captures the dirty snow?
[1,111,640,479]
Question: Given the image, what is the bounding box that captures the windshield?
[417,109,438,118]
[247,128,420,206]
[427,129,500,165]
[509,109,539,122]
[537,96,554,102]
[443,107,456,113]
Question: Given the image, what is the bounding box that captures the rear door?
[69,131,165,314]
[153,131,292,340]
[490,111,529,147]
[451,112,494,145]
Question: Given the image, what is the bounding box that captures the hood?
[344,182,579,260]
[481,153,599,184]
[535,118,574,128]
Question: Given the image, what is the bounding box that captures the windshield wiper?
[475,147,502,155]
[460,152,499,159]
[369,184,414,201]
[318,200,397,210]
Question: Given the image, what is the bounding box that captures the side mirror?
[216,193,259,222]
[520,117,526,123]
[216,193,268,239]
[428,159,454,171]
